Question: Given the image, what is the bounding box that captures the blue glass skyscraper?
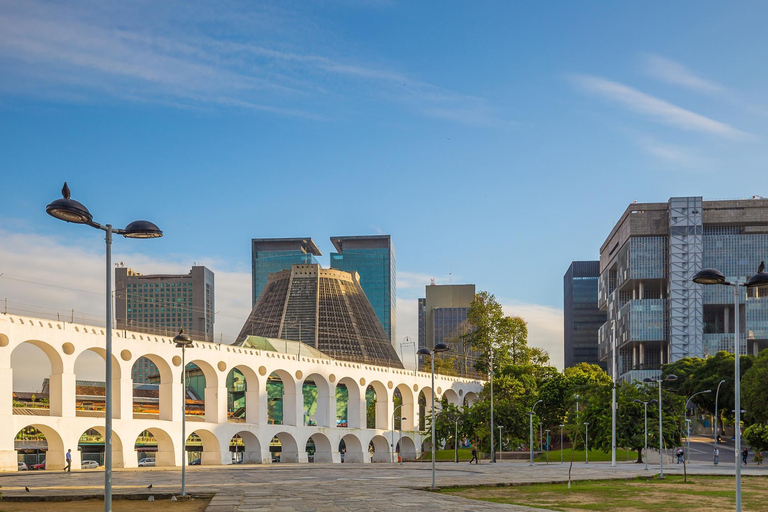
[251,238,321,306]
[330,235,396,347]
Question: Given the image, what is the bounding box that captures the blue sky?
[2,1,768,371]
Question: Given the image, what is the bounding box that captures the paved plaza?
[2,459,765,511]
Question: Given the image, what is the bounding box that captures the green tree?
[743,423,768,453]
[742,349,768,424]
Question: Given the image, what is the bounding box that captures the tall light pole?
[455,418,460,463]
[528,399,543,466]
[545,429,550,464]
[643,374,678,479]
[397,417,406,464]
[714,379,726,448]
[633,399,657,471]
[693,267,768,512]
[489,346,495,462]
[46,183,162,512]
[498,426,503,462]
[559,424,564,464]
[684,389,712,464]
[391,404,403,464]
[584,422,589,464]
[539,422,543,452]
[611,318,617,468]
[174,329,192,496]
[417,342,450,489]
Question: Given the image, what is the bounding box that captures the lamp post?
[584,422,589,464]
[545,429,550,464]
[684,389,712,464]
[455,418,460,463]
[417,343,450,489]
[611,318,617,468]
[174,329,193,496]
[498,426,503,462]
[391,404,403,464]
[397,417,406,464]
[489,346,496,463]
[539,422,543,452]
[714,379,726,448]
[633,399,658,471]
[528,399,543,466]
[693,267,768,512]
[643,374,678,478]
[46,183,162,512]
[559,425,564,464]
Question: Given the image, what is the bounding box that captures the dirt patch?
[0,497,210,512]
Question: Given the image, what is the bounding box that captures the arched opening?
[366,381,388,430]
[187,429,221,465]
[369,435,390,463]
[230,432,262,464]
[73,348,121,418]
[15,425,64,470]
[463,391,478,407]
[339,434,364,463]
[271,432,299,463]
[443,388,460,407]
[186,359,219,423]
[134,427,175,467]
[302,373,331,427]
[305,433,333,463]
[397,436,418,462]
[11,341,62,417]
[227,366,260,424]
[268,370,297,426]
[132,354,174,420]
[394,384,415,431]
[418,391,427,431]
[75,426,124,468]
[336,377,362,428]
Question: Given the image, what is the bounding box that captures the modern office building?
[417,298,427,350]
[235,264,404,369]
[418,284,476,373]
[251,238,321,306]
[330,235,396,348]
[598,196,768,382]
[563,261,606,369]
[115,265,214,383]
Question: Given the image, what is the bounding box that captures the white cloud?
[643,54,724,94]
[500,302,564,370]
[635,135,716,170]
[571,74,749,139]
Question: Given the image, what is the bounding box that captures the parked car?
[30,460,45,470]
[189,458,201,465]
[81,460,100,469]
[137,458,156,467]
[18,462,28,471]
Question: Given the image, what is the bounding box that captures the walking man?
[469,445,478,464]
[64,449,72,472]
[713,447,719,466]
[742,447,749,465]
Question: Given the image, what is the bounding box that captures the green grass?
[534,448,636,463]
[419,448,475,461]
[440,475,768,512]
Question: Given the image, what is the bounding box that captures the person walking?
[742,447,749,465]
[469,445,478,464]
[713,447,719,466]
[64,449,72,472]
[676,447,684,464]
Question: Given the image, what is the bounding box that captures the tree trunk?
[636,447,643,464]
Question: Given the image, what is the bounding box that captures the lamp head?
[692,268,727,285]
[123,220,163,239]
[665,374,679,382]
[173,328,193,348]
[649,399,658,404]
[46,183,93,224]
[417,348,431,356]
[633,399,642,404]
[745,272,768,288]
[433,342,450,353]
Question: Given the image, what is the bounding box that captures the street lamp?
[584,422,589,464]
[643,374,678,478]
[397,417,407,464]
[539,422,543,452]
[527,399,543,466]
[692,267,768,512]
[633,399,658,471]
[498,426,503,462]
[174,329,193,496]
[714,379,726,449]
[611,318,617,468]
[417,342,450,489]
[559,424,564,464]
[488,344,497,462]
[46,182,162,512]
[545,429,550,464]
[455,417,460,463]
[391,404,403,464]
[684,389,712,463]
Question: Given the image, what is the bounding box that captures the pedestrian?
[742,447,749,465]
[713,447,719,466]
[676,447,683,464]
[64,449,72,472]
[469,445,478,464]
[341,447,346,463]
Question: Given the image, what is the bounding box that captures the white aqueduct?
[0,314,482,471]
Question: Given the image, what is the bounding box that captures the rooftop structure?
[251,238,321,306]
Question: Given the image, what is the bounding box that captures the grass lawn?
[420,448,475,461]
[535,448,637,463]
[441,475,768,512]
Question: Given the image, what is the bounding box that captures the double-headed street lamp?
[527,399,543,466]
[46,183,162,512]
[643,374,678,478]
[633,398,658,471]
[417,342,450,489]
[684,389,712,464]
[692,267,768,512]
[174,329,193,497]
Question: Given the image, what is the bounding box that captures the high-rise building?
[330,235,396,348]
[417,298,427,350]
[564,261,606,369]
[598,196,768,382]
[115,265,214,383]
[235,264,404,368]
[251,238,321,306]
[418,284,475,372]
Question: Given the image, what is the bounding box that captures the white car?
[81,460,100,469]
[18,462,28,471]
[138,458,156,467]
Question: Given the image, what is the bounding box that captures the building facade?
[418,284,476,374]
[598,196,768,382]
[563,261,606,369]
[115,265,214,383]
[251,238,321,306]
[236,264,404,369]
[330,235,396,348]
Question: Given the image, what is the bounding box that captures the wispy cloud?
[635,135,716,170]
[571,74,749,139]
[642,54,724,94]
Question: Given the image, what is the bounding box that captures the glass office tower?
[251,238,321,306]
[330,235,396,348]
[563,261,606,369]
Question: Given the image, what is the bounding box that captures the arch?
[230,431,262,464]
[13,340,63,374]
[15,424,65,470]
[134,427,175,467]
[369,434,391,463]
[185,359,220,424]
[463,391,479,407]
[443,388,461,407]
[302,373,332,427]
[305,432,333,463]
[267,370,298,426]
[78,426,125,468]
[227,365,260,424]
[393,383,415,431]
[271,432,300,463]
[132,354,174,421]
[73,347,122,419]
[11,340,63,417]
[396,435,417,462]
[187,428,222,465]
[366,380,389,430]
[339,433,364,463]
[336,377,362,429]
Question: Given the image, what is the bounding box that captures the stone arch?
[463,391,479,407]
[188,428,222,465]
[336,377,362,429]
[132,353,174,421]
[186,359,221,424]
[11,340,64,417]
[15,424,65,470]
[366,380,389,430]
[227,365,260,424]
[134,427,175,467]
[73,347,123,419]
[340,433,365,463]
[267,369,298,426]
[393,383,415,431]
[272,431,300,463]
[396,435,418,462]
[369,434,390,463]
[78,425,125,468]
[230,431,262,464]
[443,388,461,406]
[305,432,333,463]
[301,373,332,427]
[419,387,436,431]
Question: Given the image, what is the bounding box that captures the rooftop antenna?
[449,272,453,284]
[430,278,436,286]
